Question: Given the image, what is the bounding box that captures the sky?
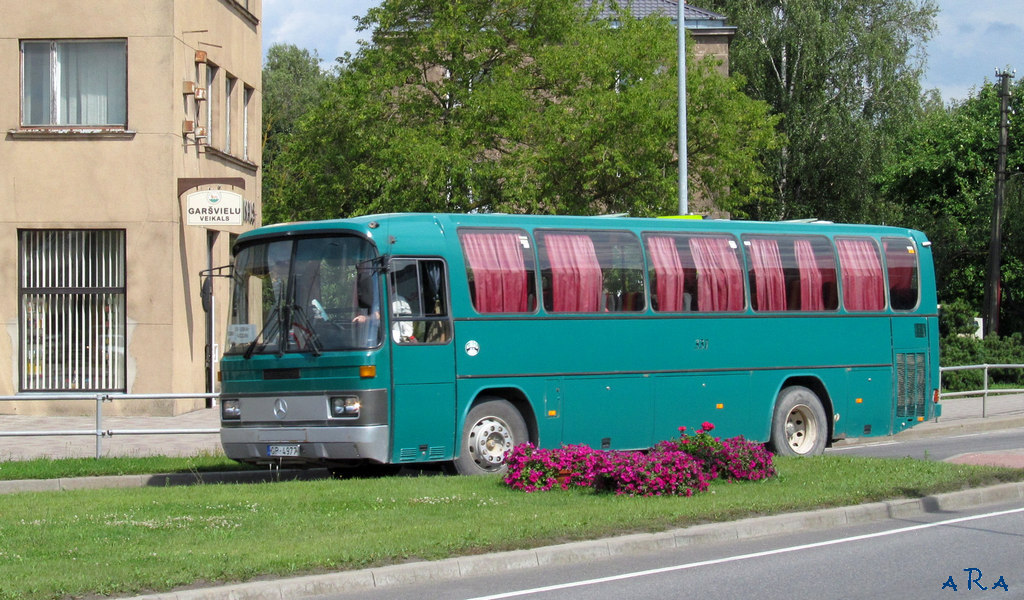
[261,0,1024,104]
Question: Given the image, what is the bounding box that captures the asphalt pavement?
[0,393,1022,600]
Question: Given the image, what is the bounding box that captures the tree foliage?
[261,44,332,222]
[701,0,937,222]
[879,78,1024,333]
[261,0,781,221]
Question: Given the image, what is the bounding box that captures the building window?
[21,40,127,127]
[206,63,218,144]
[225,74,236,152]
[243,85,254,161]
[19,230,126,392]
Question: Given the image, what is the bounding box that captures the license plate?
[267,444,300,457]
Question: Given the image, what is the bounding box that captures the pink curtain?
[748,238,786,311]
[794,239,824,311]
[544,234,603,312]
[884,239,919,310]
[461,232,529,313]
[837,238,885,311]
[689,237,743,312]
[646,236,686,312]
[883,241,915,289]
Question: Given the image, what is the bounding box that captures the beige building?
[1,0,262,415]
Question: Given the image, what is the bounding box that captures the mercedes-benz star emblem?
[273,398,288,419]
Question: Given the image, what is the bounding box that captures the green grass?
[0,454,253,481]
[0,456,1021,600]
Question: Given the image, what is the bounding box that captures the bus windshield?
[225,235,382,356]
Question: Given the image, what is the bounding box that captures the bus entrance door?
[387,259,457,464]
[891,316,932,434]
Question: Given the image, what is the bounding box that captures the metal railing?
[0,392,219,459]
[2,366,1021,461]
[939,363,1024,418]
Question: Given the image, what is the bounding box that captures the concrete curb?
[125,481,1024,600]
[0,468,329,495]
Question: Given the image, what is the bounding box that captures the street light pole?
[983,69,1014,337]
[677,0,688,216]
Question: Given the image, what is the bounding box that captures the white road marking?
[466,507,1024,600]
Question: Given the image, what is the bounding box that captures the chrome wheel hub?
[468,416,513,470]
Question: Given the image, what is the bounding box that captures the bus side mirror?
[199,265,232,313]
[201,277,213,313]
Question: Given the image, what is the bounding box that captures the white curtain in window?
[57,41,126,125]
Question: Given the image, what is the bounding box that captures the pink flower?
[701,422,715,432]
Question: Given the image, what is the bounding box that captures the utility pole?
[677,0,688,216]
[984,69,1014,337]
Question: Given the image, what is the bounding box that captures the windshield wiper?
[289,303,323,357]
[243,306,282,360]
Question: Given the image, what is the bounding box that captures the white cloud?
[262,0,379,66]
[922,0,1024,102]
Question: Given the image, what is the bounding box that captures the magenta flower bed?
[503,423,776,496]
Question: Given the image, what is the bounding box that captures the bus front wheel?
[453,399,528,475]
[769,386,828,456]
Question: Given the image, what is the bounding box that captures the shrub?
[596,449,710,497]
[502,444,603,493]
[940,330,1024,392]
[503,423,775,497]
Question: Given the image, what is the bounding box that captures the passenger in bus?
[391,295,414,343]
[352,295,414,343]
[350,267,381,344]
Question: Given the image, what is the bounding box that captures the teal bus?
[218,213,940,475]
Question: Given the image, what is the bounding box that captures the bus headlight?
[330,396,360,418]
[222,399,241,420]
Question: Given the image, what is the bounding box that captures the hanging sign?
[186,190,244,226]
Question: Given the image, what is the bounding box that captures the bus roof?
[238,213,929,248]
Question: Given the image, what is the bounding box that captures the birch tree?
[703,0,937,221]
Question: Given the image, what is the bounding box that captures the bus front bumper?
[220,425,390,466]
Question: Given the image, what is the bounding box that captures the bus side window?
[884,237,920,310]
[836,237,885,312]
[743,235,838,312]
[537,230,645,313]
[645,233,743,312]
[459,229,537,314]
[389,258,451,344]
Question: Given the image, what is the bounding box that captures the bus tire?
[453,399,528,475]
[769,386,828,456]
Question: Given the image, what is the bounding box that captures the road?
[829,427,1024,461]
[309,502,1024,600]
[297,428,1024,600]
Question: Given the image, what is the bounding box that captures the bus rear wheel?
[769,386,828,456]
[453,399,527,475]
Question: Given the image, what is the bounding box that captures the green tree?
[880,78,1024,332]
[261,44,332,223]
[265,0,781,220]
[702,0,937,222]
